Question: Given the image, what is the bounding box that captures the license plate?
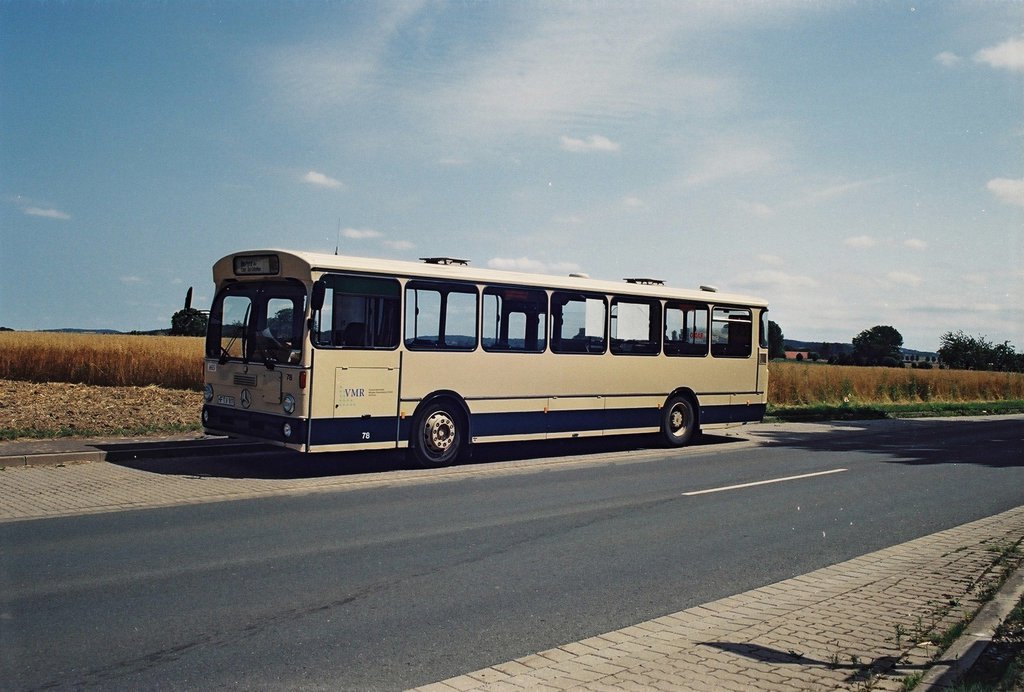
[217,395,236,406]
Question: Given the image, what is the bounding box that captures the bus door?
[332,358,401,446]
[308,274,403,449]
[710,306,761,422]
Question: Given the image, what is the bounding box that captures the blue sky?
[2,1,1022,351]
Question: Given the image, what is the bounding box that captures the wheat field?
[768,360,1024,406]
[0,332,205,390]
[2,332,1023,405]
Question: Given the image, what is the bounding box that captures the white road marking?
[682,468,848,496]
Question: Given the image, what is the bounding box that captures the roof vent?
[699,285,719,293]
[624,278,665,286]
[420,257,469,266]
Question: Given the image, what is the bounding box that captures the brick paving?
[0,444,693,522]
[412,506,1024,692]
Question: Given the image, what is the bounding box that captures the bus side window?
[664,303,708,356]
[551,292,606,354]
[610,298,660,355]
[482,287,547,353]
[312,275,400,349]
[405,282,478,350]
[711,307,752,358]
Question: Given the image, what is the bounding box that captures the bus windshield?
[206,279,307,366]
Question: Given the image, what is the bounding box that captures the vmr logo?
[343,388,367,397]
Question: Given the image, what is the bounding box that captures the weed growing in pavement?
[930,619,969,650]
[895,623,908,648]
[899,671,924,691]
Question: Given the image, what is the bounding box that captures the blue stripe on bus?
[305,403,765,447]
[309,416,401,446]
[700,403,767,424]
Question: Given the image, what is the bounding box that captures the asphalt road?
[2,416,1023,690]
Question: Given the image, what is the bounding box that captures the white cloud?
[120,276,145,285]
[732,270,818,294]
[934,51,962,67]
[303,171,344,189]
[758,254,784,266]
[904,238,928,250]
[740,200,776,218]
[487,256,581,274]
[342,227,382,240]
[383,239,415,250]
[622,196,644,208]
[844,235,878,249]
[24,206,71,220]
[986,177,1024,208]
[974,36,1024,72]
[559,135,621,153]
[422,5,745,139]
[806,176,892,203]
[887,271,923,287]
[263,3,427,116]
[683,139,778,186]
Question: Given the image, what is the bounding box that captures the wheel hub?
[425,412,455,452]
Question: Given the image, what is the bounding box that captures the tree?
[852,325,903,365]
[170,308,208,336]
[939,331,1022,372]
[768,321,786,360]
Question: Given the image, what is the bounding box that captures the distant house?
[902,352,940,367]
[785,351,811,361]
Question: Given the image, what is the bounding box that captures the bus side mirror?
[311,281,326,311]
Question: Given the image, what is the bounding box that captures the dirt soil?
[0,379,201,439]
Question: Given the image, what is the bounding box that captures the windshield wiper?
[253,328,280,370]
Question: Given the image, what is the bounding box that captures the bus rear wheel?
[661,395,697,447]
[411,401,463,467]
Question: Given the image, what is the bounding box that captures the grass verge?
[767,400,1024,423]
[0,422,203,442]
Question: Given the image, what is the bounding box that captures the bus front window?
[206,280,308,365]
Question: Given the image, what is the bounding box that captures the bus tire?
[661,395,697,447]
[411,400,463,467]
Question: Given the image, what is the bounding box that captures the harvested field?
[0,379,201,440]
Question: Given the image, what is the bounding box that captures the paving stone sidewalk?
[412,505,1024,692]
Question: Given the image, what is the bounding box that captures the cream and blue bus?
[202,249,768,466]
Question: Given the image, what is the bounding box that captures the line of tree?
[938,331,1024,372]
[772,322,1023,373]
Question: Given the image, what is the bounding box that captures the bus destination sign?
[234,255,280,276]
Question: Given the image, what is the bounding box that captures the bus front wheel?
[661,396,698,447]
[411,401,463,467]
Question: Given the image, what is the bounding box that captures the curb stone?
[0,435,270,467]
[919,564,1024,691]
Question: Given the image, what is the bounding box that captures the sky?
[1,1,1022,351]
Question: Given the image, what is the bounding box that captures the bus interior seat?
[342,322,365,347]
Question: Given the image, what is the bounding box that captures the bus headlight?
[202,408,210,424]
[282,394,296,415]
[282,422,293,439]
[204,384,214,402]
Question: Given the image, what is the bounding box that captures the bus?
[202,249,769,466]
